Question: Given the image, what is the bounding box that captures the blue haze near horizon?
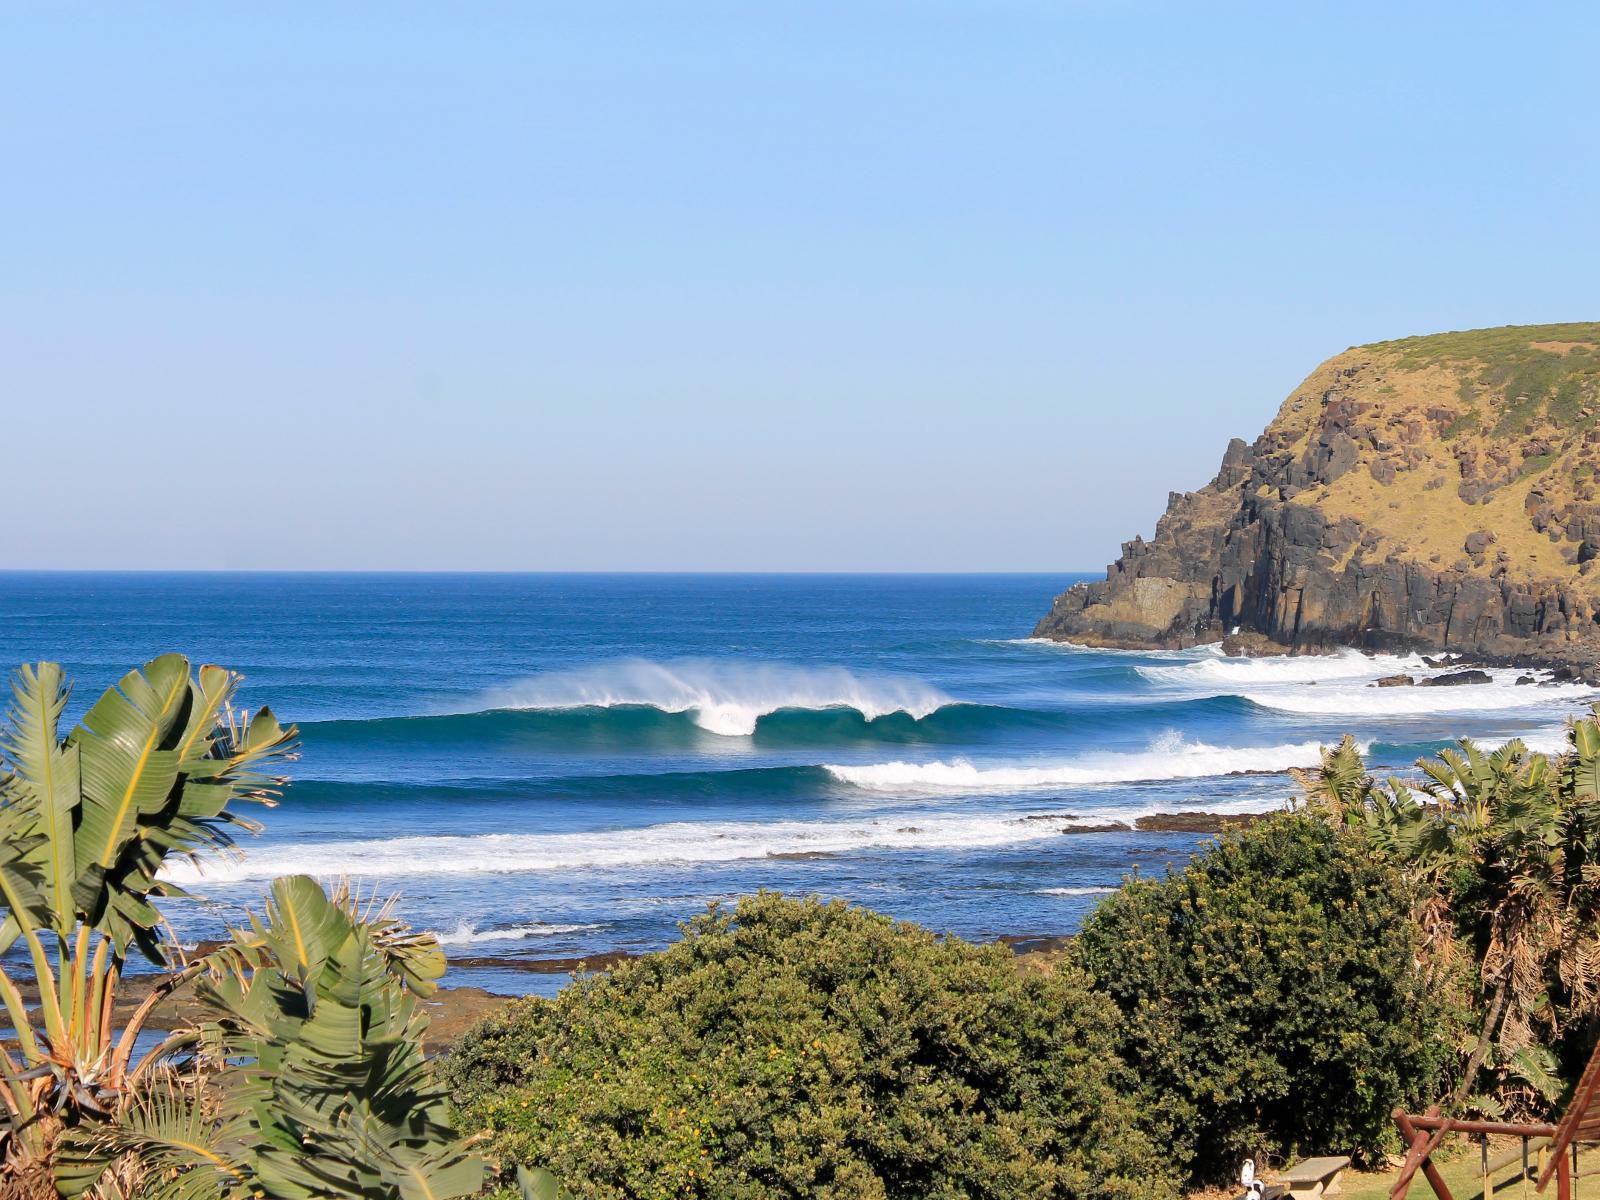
[2,571,1594,996]
[3,4,1599,570]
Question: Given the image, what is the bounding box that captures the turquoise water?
[1,572,1592,994]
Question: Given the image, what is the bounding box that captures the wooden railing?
[1391,1107,1568,1200]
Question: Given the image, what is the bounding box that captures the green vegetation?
[450,711,1600,1197]
[446,892,1178,1200]
[1074,815,1461,1181]
[1362,322,1600,432]
[1442,406,1481,439]
[19,654,1593,1199]
[1364,322,1600,366]
[1296,714,1600,1115]
[0,657,483,1200]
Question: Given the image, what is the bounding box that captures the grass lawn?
[1190,1139,1581,1200]
[1328,1142,1566,1200]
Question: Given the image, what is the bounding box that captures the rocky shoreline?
[1035,329,1600,675]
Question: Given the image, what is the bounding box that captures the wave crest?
[479,658,953,736]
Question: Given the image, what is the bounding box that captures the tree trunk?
[1451,975,1510,1108]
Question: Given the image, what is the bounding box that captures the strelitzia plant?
[1295,707,1600,1113]
[0,655,482,1200]
[56,876,481,1200]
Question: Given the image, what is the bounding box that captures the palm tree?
[0,656,482,1199]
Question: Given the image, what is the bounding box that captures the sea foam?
[1135,647,1594,719]
[159,802,1274,885]
[1243,676,1592,716]
[824,734,1343,793]
[478,658,953,736]
[428,920,604,947]
[1137,648,1426,686]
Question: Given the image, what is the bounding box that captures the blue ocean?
[2,572,1593,994]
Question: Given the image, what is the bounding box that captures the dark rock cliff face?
[1034,421,1600,669]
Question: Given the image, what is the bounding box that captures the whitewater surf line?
[159,801,1284,885]
[427,921,608,947]
[824,736,1350,793]
[1137,648,1429,686]
[1243,678,1594,716]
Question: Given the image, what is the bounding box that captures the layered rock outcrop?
[1034,323,1600,668]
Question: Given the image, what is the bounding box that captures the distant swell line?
[301,694,1264,749]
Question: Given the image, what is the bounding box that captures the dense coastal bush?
[446,891,1179,1200]
[1074,813,1463,1183]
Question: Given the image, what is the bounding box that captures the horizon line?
[0,567,1094,577]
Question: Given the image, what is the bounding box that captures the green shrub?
[446,892,1178,1200]
[1075,813,1464,1183]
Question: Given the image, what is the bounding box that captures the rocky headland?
[1035,322,1600,677]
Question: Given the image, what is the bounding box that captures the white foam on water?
[1138,647,1426,686]
[160,799,1280,886]
[1035,886,1118,896]
[1244,675,1593,716]
[478,658,953,736]
[1128,646,1594,719]
[428,921,604,947]
[1512,728,1579,756]
[823,734,1346,793]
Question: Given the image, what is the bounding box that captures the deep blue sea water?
[2,572,1594,995]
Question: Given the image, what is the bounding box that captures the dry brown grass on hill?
[1263,322,1600,592]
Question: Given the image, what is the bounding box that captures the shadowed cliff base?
[1036,323,1600,678]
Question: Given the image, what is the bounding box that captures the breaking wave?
[478,658,954,736]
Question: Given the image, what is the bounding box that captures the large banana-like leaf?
[0,663,81,940]
[260,874,352,996]
[47,655,300,958]
[0,823,49,957]
[71,653,191,883]
[1568,708,1600,804]
[518,1165,575,1200]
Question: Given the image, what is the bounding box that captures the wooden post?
[1557,1148,1572,1200]
[1394,1108,1456,1200]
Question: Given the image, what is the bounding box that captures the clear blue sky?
[3,3,1596,570]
